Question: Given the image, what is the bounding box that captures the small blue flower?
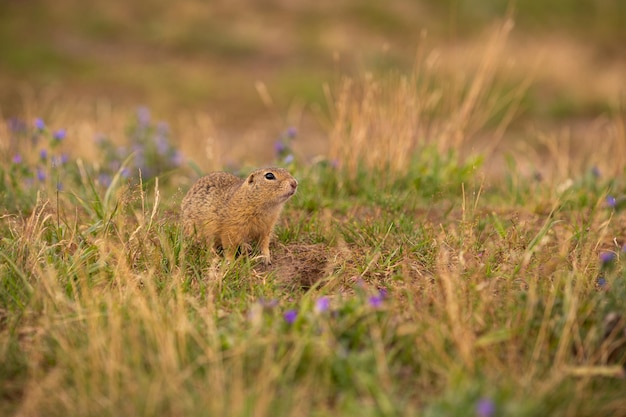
[120,167,131,178]
[274,141,286,154]
[600,252,616,265]
[12,154,22,164]
[607,195,617,208]
[137,106,151,127]
[171,150,184,167]
[283,154,294,164]
[94,133,107,145]
[53,129,66,141]
[591,166,601,178]
[597,277,607,288]
[51,154,70,167]
[35,118,45,130]
[39,149,48,161]
[286,126,297,138]
[154,124,170,155]
[36,167,46,182]
[109,160,121,171]
[315,297,330,313]
[156,121,170,136]
[284,309,298,324]
[475,397,495,417]
[134,150,146,171]
[99,174,112,188]
[369,294,384,309]
[8,118,26,134]
[155,136,169,155]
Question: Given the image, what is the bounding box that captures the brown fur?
[181,167,298,264]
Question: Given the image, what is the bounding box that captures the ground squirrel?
[181,167,298,264]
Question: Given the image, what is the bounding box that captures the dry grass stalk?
[328,19,525,181]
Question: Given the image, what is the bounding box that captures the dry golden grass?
[2,12,626,417]
[327,20,532,180]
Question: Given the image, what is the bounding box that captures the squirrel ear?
[247,173,255,184]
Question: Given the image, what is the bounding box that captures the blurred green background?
[1,0,624,130]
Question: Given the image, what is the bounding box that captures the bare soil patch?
[271,243,331,290]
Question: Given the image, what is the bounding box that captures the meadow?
[2,2,626,417]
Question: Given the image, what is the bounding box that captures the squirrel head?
[244,167,298,205]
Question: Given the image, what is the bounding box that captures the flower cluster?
[250,281,388,329]
[96,107,184,184]
[274,127,297,167]
[2,109,187,212]
[597,245,626,290]
[475,397,496,417]
[5,118,72,195]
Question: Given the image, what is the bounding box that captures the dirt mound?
[272,243,331,290]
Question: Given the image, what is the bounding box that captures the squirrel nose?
[290,179,298,190]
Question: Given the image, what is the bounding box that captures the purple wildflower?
[171,150,184,167]
[154,122,170,155]
[134,150,146,171]
[155,135,169,155]
[35,118,45,130]
[8,118,26,133]
[315,297,330,313]
[94,133,106,145]
[369,294,384,309]
[591,166,601,178]
[607,195,617,208]
[600,252,616,265]
[39,149,48,161]
[475,397,495,417]
[597,277,607,288]
[284,309,298,324]
[51,154,69,167]
[12,154,22,164]
[352,276,365,287]
[36,167,46,182]
[137,106,151,127]
[53,129,66,141]
[274,141,286,154]
[120,167,131,178]
[283,154,294,164]
[156,121,169,136]
[286,126,297,138]
[99,174,112,188]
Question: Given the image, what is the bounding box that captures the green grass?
[2,116,626,416]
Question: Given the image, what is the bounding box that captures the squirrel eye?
[264,172,276,180]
